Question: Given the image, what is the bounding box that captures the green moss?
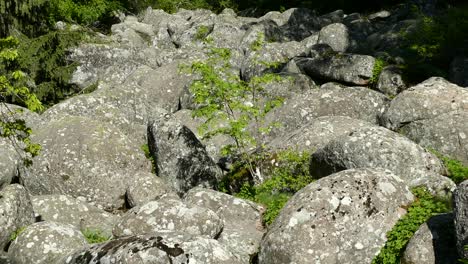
[9,226,26,241]
[82,229,110,244]
[372,187,451,264]
[141,144,157,173]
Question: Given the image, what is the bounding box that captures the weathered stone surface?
[31,195,119,238]
[310,126,455,195]
[376,65,407,97]
[318,23,350,52]
[62,234,242,264]
[402,213,458,264]
[268,115,374,152]
[185,187,265,262]
[111,16,156,48]
[400,111,468,166]
[147,117,222,196]
[0,140,18,190]
[8,222,87,264]
[26,116,151,211]
[113,197,223,239]
[295,44,375,85]
[0,184,35,251]
[259,168,414,264]
[454,180,468,259]
[264,83,388,139]
[382,77,468,130]
[0,252,12,264]
[126,171,174,208]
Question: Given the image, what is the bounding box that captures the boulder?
[310,126,455,195]
[8,222,87,264]
[402,213,458,264]
[62,234,242,264]
[264,83,388,139]
[0,140,18,190]
[317,23,350,52]
[0,184,35,251]
[25,116,151,211]
[126,171,175,208]
[147,117,222,196]
[376,65,407,97]
[382,77,468,130]
[400,111,468,165]
[259,168,414,264]
[113,197,223,239]
[268,116,374,152]
[295,44,375,85]
[454,180,468,259]
[185,187,265,262]
[111,16,156,48]
[31,195,119,238]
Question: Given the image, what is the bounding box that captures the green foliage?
[429,149,468,184]
[9,226,26,241]
[81,229,110,244]
[194,25,211,41]
[182,36,285,178]
[1,36,43,165]
[141,144,156,173]
[235,150,312,225]
[125,0,237,14]
[13,29,86,106]
[369,58,386,86]
[0,0,50,37]
[48,0,123,26]
[372,187,451,264]
[460,245,468,263]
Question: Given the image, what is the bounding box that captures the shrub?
[81,228,110,244]
[372,187,451,264]
[429,149,468,184]
[48,0,123,26]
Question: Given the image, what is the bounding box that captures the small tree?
[182,35,286,182]
[0,36,43,166]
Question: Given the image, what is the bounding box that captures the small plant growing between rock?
[9,226,26,241]
[428,149,468,184]
[181,34,286,182]
[372,187,451,264]
[194,25,211,41]
[82,228,110,244]
[141,144,156,173]
[369,58,386,86]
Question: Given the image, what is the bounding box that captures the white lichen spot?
[329,196,340,211]
[26,242,34,248]
[354,242,364,250]
[377,182,396,195]
[341,196,352,206]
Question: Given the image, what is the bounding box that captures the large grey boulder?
[111,16,156,48]
[0,140,18,190]
[382,77,468,130]
[317,23,350,52]
[310,126,454,195]
[268,116,374,152]
[31,195,119,238]
[454,180,468,259]
[113,197,223,239]
[147,117,222,196]
[295,44,375,85]
[0,184,35,251]
[185,187,265,262]
[259,168,414,264]
[62,234,242,264]
[402,213,458,264]
[264,83,388,139]
[125,171,175,208]
[8,222,87,264]
[400,111,468,166]
[376,65,407,97]
[25,116,151,211]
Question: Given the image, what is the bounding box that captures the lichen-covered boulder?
[295,44,375,85]
[113,197,223,239]
[259,168,414,264]
[0,140,18,190]
[8,222,87,264]
[31,195,119,238]
[376,65,407,97]
[317,23,350,52]
[454,180,468,259]
[25,116,151,211]
[264,83,388,139]
[400,111,468,166]
[147,117,222,196]
[0,184,35,250]
[382,77,468,130]
[402,213,458,264]
[126,171,175,208]
[268,116,374,152]
[310,126,454,195]
[62,234,242,264]
[185,187,265,262]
